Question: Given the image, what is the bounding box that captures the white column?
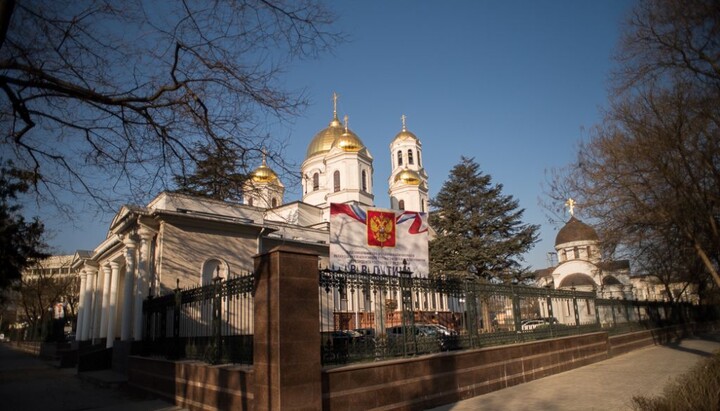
[81,266,98,341]
[75,270,88,342]
[92,268,104,340]
[99,264,112,340]
[133,226,155,340]
[121,236,137,341]
[106,261,121,348]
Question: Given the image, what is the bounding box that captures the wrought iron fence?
[143,273,255,364]
[141,265,712,367]
[318,267,706,366]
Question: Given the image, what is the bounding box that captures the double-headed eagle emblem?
[369,214,394,245]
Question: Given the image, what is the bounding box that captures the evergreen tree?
[0,162,48,290]
[172,141,248,203]
[429,157,539,280]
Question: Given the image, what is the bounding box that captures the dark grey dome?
[555,217,599,246]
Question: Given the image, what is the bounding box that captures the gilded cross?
[332,92,338,117]
[565,198,576,216]
[401,114,407,130]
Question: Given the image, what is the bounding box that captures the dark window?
[361,170,367,191]
[421,199,425,212]
[271,198,277,207]
[248,198,253,207]
[397,150,403,166]
[333,170,340,192]
[398,199,405,210]
[312,173,319,191]
[408,149,414,165]
[573,247,580,259]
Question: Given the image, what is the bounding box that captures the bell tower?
[388,115,428,212]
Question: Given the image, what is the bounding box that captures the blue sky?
[34,1,635,270]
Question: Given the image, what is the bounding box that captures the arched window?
[312,173,319,191]
[201,259,227,285]
[397,150,403,166]
[333,170,340,192]
[573,247,580,259]
[398,199,405,210]
[408,149,414,165]
[361,170,367,192]
[271,198,277,207]
[200,259,228,326]
[248,197,254,207]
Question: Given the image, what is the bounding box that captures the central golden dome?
[306,115,365,159]
[306,116,343,159]
[394,168,421,186]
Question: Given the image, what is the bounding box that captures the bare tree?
[544,0,720,290]
[0,0,341,213]
[615,0,720,93]
[548,85,720,289]
[12,258,77,340]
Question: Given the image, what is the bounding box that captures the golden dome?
[306,116,365,158]
[251,155,279,184]
[306,115,344,159]
[306,92,367,159]
[393,129,418,142]
[333,130,364,152]
[394,168,421,186]
[331,115,364,152]
[393,114,419,142]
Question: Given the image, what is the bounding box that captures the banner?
[330,203,429,276]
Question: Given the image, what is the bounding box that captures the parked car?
[521,317,559,330]
[386,324,459,352]
[353,327,376,342]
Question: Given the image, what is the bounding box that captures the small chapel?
[534,198,696,304]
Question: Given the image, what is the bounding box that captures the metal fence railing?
[141,265,716,367]
[318,267,712,366]
[142,273,254,365]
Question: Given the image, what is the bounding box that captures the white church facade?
[71,94,430,345]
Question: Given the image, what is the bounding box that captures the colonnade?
[75,225,156,348]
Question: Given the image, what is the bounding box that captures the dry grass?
[631,351,720,411]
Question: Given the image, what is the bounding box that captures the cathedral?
[243,93,429,219]
[69,93,431,346]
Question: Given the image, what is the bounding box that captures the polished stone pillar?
[121,236,137,341]
[75,270,88,342]
[253,246,321,411]
[133,226,155,340]
[106,261,121,348]
[99,264,112,340]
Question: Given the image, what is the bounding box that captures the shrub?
[631,352,720,411]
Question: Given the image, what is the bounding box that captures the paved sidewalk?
[0,343,184,411]
[427,333,720,411]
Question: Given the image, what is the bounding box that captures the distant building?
[5,255,77,335]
